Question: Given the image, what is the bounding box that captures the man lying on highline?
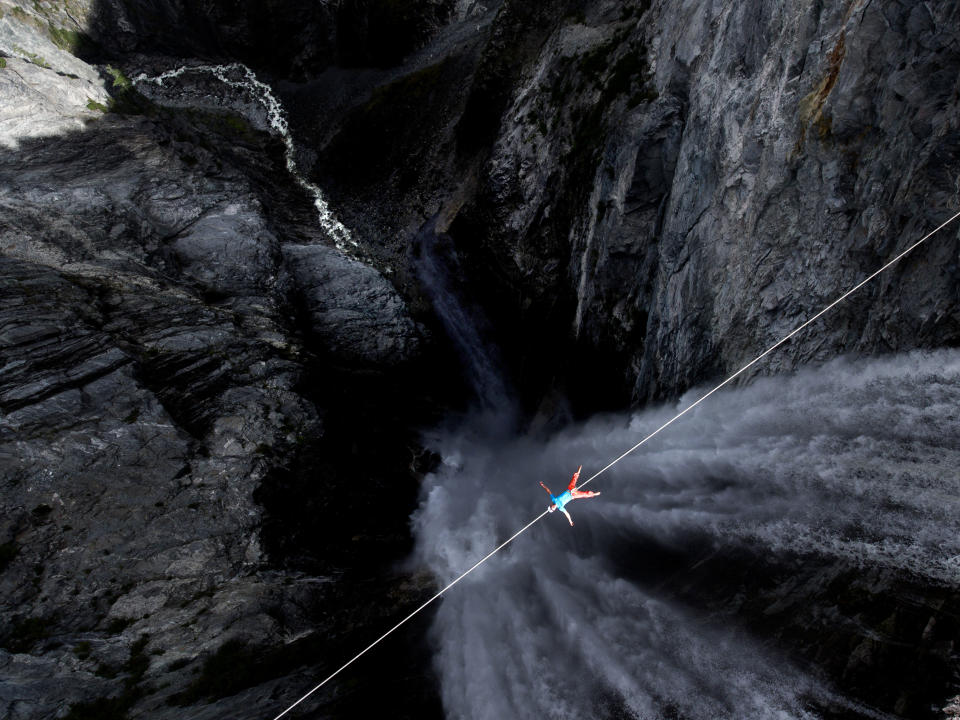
[540,465,601,526]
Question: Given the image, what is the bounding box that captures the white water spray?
[413,349,960,719]
[133,63,355,252]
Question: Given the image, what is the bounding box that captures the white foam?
[413,349,960,718]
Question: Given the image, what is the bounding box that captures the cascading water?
[412,220,515,425]
[133,63,355,252]
[412,349,960,719]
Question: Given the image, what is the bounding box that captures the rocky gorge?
[0,0,958,718]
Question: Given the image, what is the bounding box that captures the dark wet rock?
[282,243,421,368]
[302,0,960,414]
[461,0,960,407]
[0,114,308,716]
[81,0,454,79]
[0,23,431,714]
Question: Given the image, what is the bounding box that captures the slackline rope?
[272,207,960,719]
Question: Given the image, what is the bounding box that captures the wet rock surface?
[81,0,455,79]
[0,16,439,714]
[302,0,960,413]
[281,242,421,368]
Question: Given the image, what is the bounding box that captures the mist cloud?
[412,350,960,718]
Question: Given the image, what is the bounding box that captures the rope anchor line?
[271,208,960,720]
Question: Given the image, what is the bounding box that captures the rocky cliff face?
[1,0,959,718]
[0,119,435,720]
[308,0,960,414]
[1,4,444,717]
[565,0,960,403]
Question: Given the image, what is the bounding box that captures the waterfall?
[412,349,960,719]
[412,219,516,426]
[133,63,355,252]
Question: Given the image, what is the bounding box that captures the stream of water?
[133,63,355,252]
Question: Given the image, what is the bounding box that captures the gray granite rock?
[282,243,421,368]
[420,0,960,403]
[0,0,110,148]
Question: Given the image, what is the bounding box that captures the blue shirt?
[552,490,573,511]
